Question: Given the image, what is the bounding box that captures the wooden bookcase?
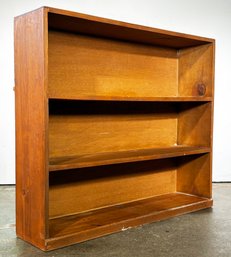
[15,7,215,251]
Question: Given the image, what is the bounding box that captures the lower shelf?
[47,192,212,250]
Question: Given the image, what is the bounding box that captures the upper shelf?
[48,95,213,102]
[49,145,210,171]
[44,7,214,49]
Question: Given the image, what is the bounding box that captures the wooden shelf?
[49,145,210,171]
[49,96,213,102]
[47,192,212,250]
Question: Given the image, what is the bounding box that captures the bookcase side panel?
[177,43,214,199]
[177,102,212,147]
[15,8,49,249]
[177,154,212,198]
[178,44,214,97]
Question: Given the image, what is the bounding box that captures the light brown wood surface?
[49,102,178,159]
[15,6,215,251]
[49,95,213,101]
[177,154,212,198]
[49,159,176,217]
[49,145,210,171]
[178,44,214,97]
[15,8,49,250]
[48,31,178,99]
[47,192,212,250]
[178,103,211,146]
[47,7,214,49]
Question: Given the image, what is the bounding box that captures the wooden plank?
[45,7,214,49]
[49,145,210,171]
[177,154,212,198]
[208,42,215,199]
[178,102,212,147]
[15,8,49,249]
[49,95,213,102]
[49,159,177,218]
[46,193,212,250]
[178,44,214,97]
[48,31,178,99]
[49,102,178,159]
[177,41,214,199]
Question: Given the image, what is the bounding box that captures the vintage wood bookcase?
[15,7,215,251]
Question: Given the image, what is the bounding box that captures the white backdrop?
[0,0,230,183]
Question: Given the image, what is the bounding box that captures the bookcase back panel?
[178,44,213,97]
[49,159,176,218]
[48,31,178,99]
[49,101,178,158]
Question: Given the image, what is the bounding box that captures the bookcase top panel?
[17,6,215,49]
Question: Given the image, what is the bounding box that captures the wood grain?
[46,192,212,250]
[49,159,177,218]
[178,102,211,147]
[46,7,214,49]
[48,31,178,99]
[178,44,214,97]
[15,6,215,251]
[49,102,178,159]
[177,154,212,198]
[15,8,49,249]
[49,95,213,102]
[49,146,210,171]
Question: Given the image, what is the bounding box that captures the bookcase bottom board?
[46,192,212,250]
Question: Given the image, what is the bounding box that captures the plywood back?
[49,101,178,158]
[48,31,178,99]
[178,44,214,97]
[177,154,211,198]
[49,159,176,218]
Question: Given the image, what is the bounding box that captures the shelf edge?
[48,96,213,102]
[49,146,211,172]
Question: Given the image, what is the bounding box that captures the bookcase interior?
[48,99,212,237]
[47,28,213,242]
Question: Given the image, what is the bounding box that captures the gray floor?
[0,184,230,257]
